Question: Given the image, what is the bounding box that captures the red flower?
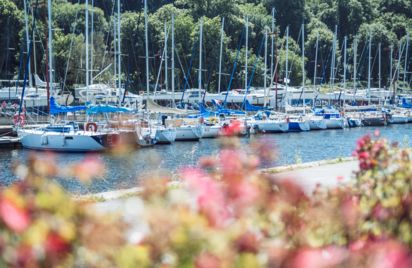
[44,232,71,256]
[220,120,243,136]
[0,198,30,233]
[235,231,260,253]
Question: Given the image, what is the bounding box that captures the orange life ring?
[85,122,98,132]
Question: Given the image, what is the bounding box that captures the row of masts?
[20,1,411,110]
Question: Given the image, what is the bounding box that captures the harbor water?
[1,124,411,194]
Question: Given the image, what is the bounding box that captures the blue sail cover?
[244,100,270,112]
[211,99,245,115]
[401,98,412,109]
[86,105,133,115]
[50,97,87,114]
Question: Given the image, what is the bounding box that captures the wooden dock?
[0,136,21,149]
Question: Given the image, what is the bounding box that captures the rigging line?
[180,38,198,104]
[62,0,81,92]
[122,55,131,104]
[242,34,266,109]
[223,27,245,107]
[371,43,379,79]
[284,25,302,85]
[270,28,286,86]
[101,0,116,71]
[153,28,169,94]
[357,39,368,82]
[19,0,40,117]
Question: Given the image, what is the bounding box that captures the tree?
[263,0,305,40]
[0,0,22,79]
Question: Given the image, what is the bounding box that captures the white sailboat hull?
[175,125,204,141]
[389,116,409,124]
[18,129,106,152]
[325,118,345,129]
[155,128,177,144]
[253,120,289,133]
[308,119,327,130]
[202,125,221,138]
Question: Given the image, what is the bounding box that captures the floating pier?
[0,136,21,149]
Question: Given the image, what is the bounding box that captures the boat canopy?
[147,98,193,115]
[244,100,270,112]
[86,105,133,115]
[50,97,87,114]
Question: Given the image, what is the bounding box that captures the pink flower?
[369,241,412,268]
[374,129,380,137]
[372,203,390,221]
[228,180,259,209]
[72,155,105,182]
[219,149,244,178]
[0,198,30,233]
[195,252,221,268]
[289,246,348,268]
[181,168,229,227]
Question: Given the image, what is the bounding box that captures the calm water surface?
[1,124,411,194]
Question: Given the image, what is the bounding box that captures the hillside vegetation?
[1,0,411,91]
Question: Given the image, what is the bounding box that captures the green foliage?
[0,0,23,77]
[2,0,412,91]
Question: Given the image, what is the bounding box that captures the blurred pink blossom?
[0,198,30,233]
[181,168,229,227]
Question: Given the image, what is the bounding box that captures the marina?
[1,123,411,194]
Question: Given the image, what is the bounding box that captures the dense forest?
[1,0,412,93]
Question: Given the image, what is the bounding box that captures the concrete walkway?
[270,160,358,194]
[78,160,359,201]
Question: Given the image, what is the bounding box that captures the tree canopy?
[1,0,411,91]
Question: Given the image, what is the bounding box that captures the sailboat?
[18,98,113,152]
[18,0,119,152]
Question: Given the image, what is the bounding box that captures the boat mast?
[378,42,382,105]
[301,23,305,109]
[353,37,357,102]
[171,14,175,107]
[144,0,149,110]
[91,0,94,84]
[313,32,319,107]
[390,45,393,89]
[330,25,337,92]
[285,26,289,107]
[404,32,409,85]
[48,0,53,96]
[32,6,38,85]
[218,17,225,94]
[164,21,168,91]
[367,32,372,105]
[378,42,381,90]
[245,15,248,90]
[85,0,89,102]
[113,14,116,94]
[198,17,203,103]
[117,0,121,95]
[270,8,275,85]
[343,36,347,105]
[23,0,32,87]
[264,29,268,107]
